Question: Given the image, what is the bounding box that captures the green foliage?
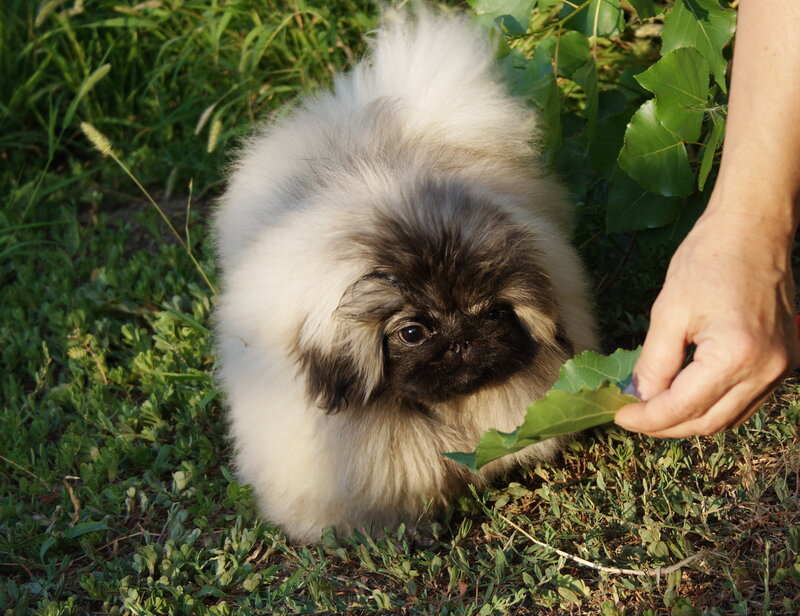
[445,349,640,473]
[470,0,536,34]
[559,0,625,38]
[482,0,736,243]
[618,99,695,197]
[445,386,634,473]
[629,0,661,20]
[606,167,684,232]
[661,0,737,91]
[635,47,709,143]
[553,347,640,392]
[1,0,374,222]
[467,0,741,349]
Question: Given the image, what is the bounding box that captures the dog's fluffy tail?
[338,7,535,159]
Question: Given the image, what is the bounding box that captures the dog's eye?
[396,324,429,346]
[486,304,510,320]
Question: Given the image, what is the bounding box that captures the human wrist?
[703,166,800,239]
[687,190,797,280]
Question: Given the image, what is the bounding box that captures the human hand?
[614,205,799,438]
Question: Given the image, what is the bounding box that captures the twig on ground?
[497,512,701,579]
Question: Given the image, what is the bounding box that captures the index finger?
[614,356,734,435]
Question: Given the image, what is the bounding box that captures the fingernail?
[622,379,641,399]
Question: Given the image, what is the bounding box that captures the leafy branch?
[470,0,737,239]
[444,348,641,473]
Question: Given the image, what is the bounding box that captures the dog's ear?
[297,273,404,413]
[496,267,561,345]
[298,350,363,414]
[510,301,557,344]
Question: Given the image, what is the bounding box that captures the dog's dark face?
[383,299,537,403]
[299,178,568,413]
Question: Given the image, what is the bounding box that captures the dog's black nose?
[445,341,471,361]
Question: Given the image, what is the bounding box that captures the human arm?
[613,0,800,437]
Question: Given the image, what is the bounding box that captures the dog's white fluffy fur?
[214,7,597,544]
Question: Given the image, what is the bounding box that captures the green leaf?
[443,348,641,473]
[606,166,683,232]
[643,193,707,249]
[450,387,637,472]
[499,49,541,96]
[618,100,694,197]
[39,536,57,561]
[628,0,662,19]
[469,0,534,34]
[661,0,736,92]
[572,59,598,139]
[560,0,625,38]
[553,347,641,393]
[63,63,111,129]
[635,48,710,143]
[529,37,557,79]
[63,521,109,539]
[556,31,591,78]
[161,305,212,334]
[598,89,628,119]
[698,113,725,190]
[558,586,580,604]
[88,17,158,29]
[534,79,563,165]
[443,451,478,474]
[588,92,630,177]
[507,40,562,164]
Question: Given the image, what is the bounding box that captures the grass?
[2,1,799,615]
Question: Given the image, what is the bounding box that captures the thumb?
[630,306,687,401]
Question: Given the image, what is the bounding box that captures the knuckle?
[714,331,794,384]
[648,299,670,324]
[715,331,760,375]
[761,356,790,385]
[764,348,791,381]
[729,330,760,357]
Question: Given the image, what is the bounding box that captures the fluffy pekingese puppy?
[214,6,597,544]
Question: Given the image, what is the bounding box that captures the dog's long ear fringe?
[299,351,361,414]
[296,273,404,413]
